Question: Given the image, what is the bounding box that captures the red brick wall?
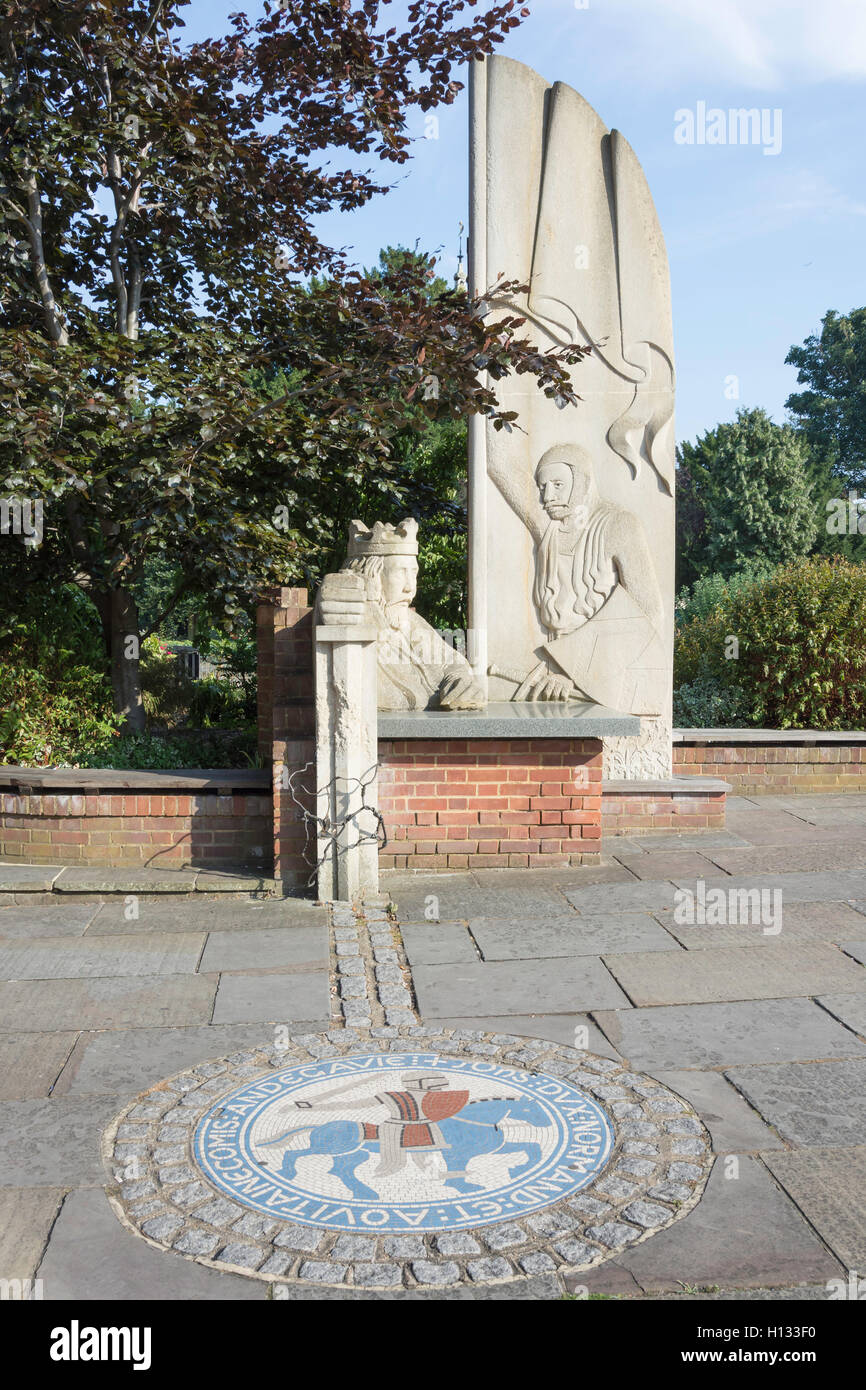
[602,788,727,836]
[377,738,603,870]
[674,742,866,794]
[0,791,272,868]
[257,587,316,889]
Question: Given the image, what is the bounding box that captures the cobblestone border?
[104,1028,713,1290]
[330,896,416,1029]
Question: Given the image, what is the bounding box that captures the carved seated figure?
[316,518,486,711]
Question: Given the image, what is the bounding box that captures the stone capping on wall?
[0,768,271,793]
[673,729,866,744]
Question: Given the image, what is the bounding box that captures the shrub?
[675,556,866,729]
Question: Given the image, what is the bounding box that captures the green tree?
[786,308,866,490]
[676,407,817,585]
[0,0,587,731]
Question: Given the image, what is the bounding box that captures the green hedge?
[674,557,866,729]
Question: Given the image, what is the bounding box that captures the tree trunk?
[96,588,146,733]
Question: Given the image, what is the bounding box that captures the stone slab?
[614,1157,842,1292]
[389,879,572,921]
[469,914,680,959]
[53,868,197,894]
[0,1095,128,1186]
[671,869,866,902]
[706,841,866,876]
[470,864,635,887]
[377,701,638,738]
[603,943,866,1007]
[193,872,277,893]
[401,924,479,966]
[0,1032,77,1100]
[650,1070,784,1153]
[657,900,866,950]
[53,1024,287,1098]
[37,1188,263,1300]
[841,942,866,965]
[564,882,678,915]
[762,1147,866,1271]
[593,998,866,1070]
[88,897,326,935]
[211,971,331,1025]
[606,832,750,854]
[198,927,327,974]
[611,852,730,882]
[0,900,98,938]
[412,957,630,1018]
[432,1015,621,1059]
[0,932,205,980]
[724,1060,866,1146]
[817,993,866,1037]
[0,975,218,1032]
[0,1187,65,1281]
[0,865,63,892]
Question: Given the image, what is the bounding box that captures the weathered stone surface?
[401,925,479,966]
[198,927,327,973]
[725,1059,866,1146]
[0,1032,77,1100]
[53,1024,291,1098]
[88,897,325,935]
[211,972,330,1025]
[413,957,629,1017]
[0,1187,64,1280]
[594,997,866,1070]
[0,1095,127,1186]
[649,1071,784,1153]
[0,900,97,937]
[37,1189,263,1300]
[470,914,679,959]
[0,974,218,1032]
[0,933,205,980]
[434,1014,619,1059]
[762,1147,866,1272]
[565,883,678,915]
[53,868,196,894]
[817,993,866,1037]
[411,1261,461,1286]
[603,942,866,1007]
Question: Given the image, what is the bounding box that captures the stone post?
[314,624,380,902]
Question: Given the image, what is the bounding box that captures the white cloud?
[544,0,866,89]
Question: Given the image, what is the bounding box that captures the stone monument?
[467,55,675,776]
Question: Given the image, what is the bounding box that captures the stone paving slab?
[603,942,866,1006]
[656,900,866,950]
[564,882,679,915]
[385,877,572,921]
[761,1146,866,1272]
[0,1032,78,1100]
[401,924,479,966]
[198,926,327,974]
[610,1157,843,1293]
[610,852,730,882]
[605,832,751,854]
[87,897,326,935]
[469,914,680,959]
[671,869,866,901]
[723,812,854,846]
[37,1188,264,1300]
[817,993,866,1037]
[0,1187,65,1281]
[0,974,218,1032]
[211,971,331,1024]
[593,998,866,1070]
[431,1014,621,1059]
[470,864,635,887]
[0,1096,129,1186]
[0,899,99,938]
[649,1070,784,1153]
[0,865,63,892]
[841,941,866,965]
[53,868,198,893]
[702,841,866,876]
[0,932,205,980]
[192,872,276,893]
[724,1060,866,1147]
[412,957,630,1018]
[52,1024,283,1097]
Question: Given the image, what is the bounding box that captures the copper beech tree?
[0,0,588,728]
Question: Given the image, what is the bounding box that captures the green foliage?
[79,729,258,770]
[674,557,866,729]
[786,307,866,490]
[675,562,773,630]
[672,660,748,728]
[676,408,817,586]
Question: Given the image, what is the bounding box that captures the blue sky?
[186,0,866,445]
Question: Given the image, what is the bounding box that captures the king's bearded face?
[537,459,592,522]
[372,555,418,626]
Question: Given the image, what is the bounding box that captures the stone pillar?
[257,587,315,891]
[315,624,380,901]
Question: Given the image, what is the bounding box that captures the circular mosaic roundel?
[194,1052,614,1234]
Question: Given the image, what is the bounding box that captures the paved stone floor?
[2,791,866,1300]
